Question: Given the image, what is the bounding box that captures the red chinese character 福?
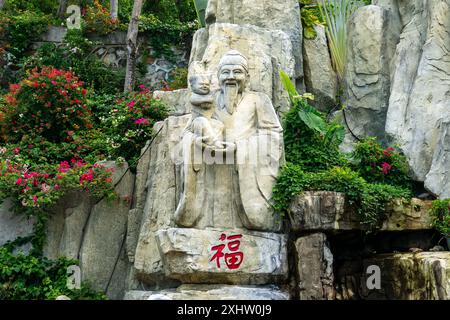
[210,233,244,270]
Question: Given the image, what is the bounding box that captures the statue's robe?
[174,90,283,232]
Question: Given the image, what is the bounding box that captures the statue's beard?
[223,84,239,114]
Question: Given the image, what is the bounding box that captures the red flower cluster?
[0,67,92,144]
[381,162,392,175]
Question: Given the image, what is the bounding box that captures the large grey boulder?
[0,199,35,247]
[79,161,134,299]
[133,116,189,285]
[361,252,450,300]
[295,233,335,300]
[343,5,397,149]
[425,122,450,199]
[289,191,433,232]
[385,0,450,182]
[303,25,337,112]
[155,228,288,285]
[44,192,92,260]
[205,0,303,79]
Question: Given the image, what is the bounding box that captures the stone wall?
[35,27,189,88]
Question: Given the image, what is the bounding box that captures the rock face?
[385,0,450,183]
[425,121,450,199]
[125,285,290,300]
[133,116,190,285]
[205,0,303,79]
[153,89,190,116]
[295,233,334,300]
[357,253,450,300]
[79,161,134,299]
[0,199,35,247]
[42,161,134,300]
[289,192,432,232]
[190,23,295,114]
[343,5,396,148]
[303,25,337,112]
[156,228,288,285]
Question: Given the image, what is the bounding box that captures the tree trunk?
[57,0,69,18]
[110,0,119,20]
[124,0,144,93]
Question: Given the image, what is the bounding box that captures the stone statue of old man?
[175,50,284,232]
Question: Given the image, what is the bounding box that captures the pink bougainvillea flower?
[127,100,136,109]
[80,169,94,184]
[41,183,50,193]
[33,195,38,206]
[54,184,61,190]
[16,177,23,185]
[13,147,21,154]
[59,161,71,173]
[134,117,150,125]
[381,162,392,175]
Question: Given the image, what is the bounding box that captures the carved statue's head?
[218,50,249,94]
[189,74,211,95]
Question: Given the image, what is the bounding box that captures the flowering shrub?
[0,152,116,213]
[95,85,168,168]
[351,137,411,188]
[0,67,92,144]
[83,0,119,35]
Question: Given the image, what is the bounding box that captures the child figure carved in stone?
[188,74,224,150]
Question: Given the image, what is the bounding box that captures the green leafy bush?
[93,85,168,170]
[429,199,450,236]
[0,246,106,300]
[280,71,347,171]
[0,11,50,59]
[274,70,413,230]
[21,30,125,94]
[167,67,188,90]
[3,0,59,15]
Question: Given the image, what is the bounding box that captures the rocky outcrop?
[156,228,288,285]
[190,22,295,114]
[0,199,35,250]
[341,1,450,189]
[133,116,189,285]
[205,0,303,79]
[42,161,134,299]
[295,233,334,300]
[289,192,432,232]
[385,0,450,183]
[336,252,450,300]
[125,285,290,300]
[425,121,450,199]
[343,5,398,149]
[303,25,337,112]
[153,89,190,116]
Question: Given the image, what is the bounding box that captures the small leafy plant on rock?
[429,199,450,237]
